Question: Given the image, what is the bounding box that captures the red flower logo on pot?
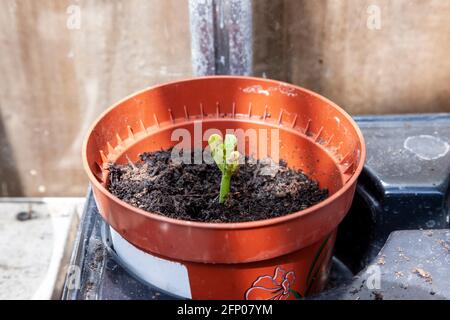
[245,267,296,300]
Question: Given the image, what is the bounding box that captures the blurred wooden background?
[0,0,449,196]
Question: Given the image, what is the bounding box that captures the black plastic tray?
[62,114,450,300]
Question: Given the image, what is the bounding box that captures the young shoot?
[208,133,240,204]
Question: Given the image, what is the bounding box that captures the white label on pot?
[110,227,192,299]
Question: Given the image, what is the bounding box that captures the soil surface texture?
[108,149,328,223]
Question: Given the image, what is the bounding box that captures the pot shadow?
[0,114,24,196]
[334,186,377,274]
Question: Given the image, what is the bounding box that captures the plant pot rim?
[82,75,366,230]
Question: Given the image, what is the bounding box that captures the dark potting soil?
[107,149,328,223]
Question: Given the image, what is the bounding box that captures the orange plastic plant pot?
[82,76,365,300]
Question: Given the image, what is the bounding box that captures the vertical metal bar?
[212,0,229,75]
[189,0,253,76]
[188,0,215,75]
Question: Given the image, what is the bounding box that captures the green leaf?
[213,145,225,172]
[304,256,326,296]
[207,133,240,204]
[208,133,223,150]
[224,134,237,154]
[306,234,331,287]
[289,289,303,300]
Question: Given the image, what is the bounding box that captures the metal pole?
[189,0,253,76]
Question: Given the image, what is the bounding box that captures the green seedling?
[208,133,240,204]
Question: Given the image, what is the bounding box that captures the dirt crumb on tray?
[412,268,433,284]
[107,148,329,223]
